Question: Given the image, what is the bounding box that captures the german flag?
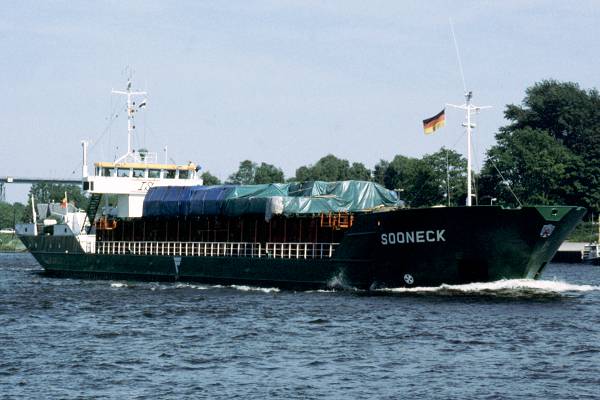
[422,109,445,134]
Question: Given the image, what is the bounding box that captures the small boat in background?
[582,216,600,264]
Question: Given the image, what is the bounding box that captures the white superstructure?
[81,78,203,218]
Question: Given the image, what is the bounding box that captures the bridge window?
[165,170,176,179]
[148,169,161,179]
[102,168,112,177]
[132,169,145,178]
[117,168,130,178]
[179,170,189,179]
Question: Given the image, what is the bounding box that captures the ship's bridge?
[84,161,201,194]
[82,160,203,219]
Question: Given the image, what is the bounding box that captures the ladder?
[86,193,102,224]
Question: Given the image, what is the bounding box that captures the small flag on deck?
[60,192,68,209]
[423,109,445,134]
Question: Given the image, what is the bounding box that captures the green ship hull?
[19,205,585,290]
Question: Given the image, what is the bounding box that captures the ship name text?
[381,230,446,245]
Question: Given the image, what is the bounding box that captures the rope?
[490,160,523,207]
[449,18,467,93]
[69,99,124,175]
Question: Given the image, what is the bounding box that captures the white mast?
[31,195,38,235]
[447,91,491,206]
[81,140,89,178]
[113,79,146,163]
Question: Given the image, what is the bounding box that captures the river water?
[1,253,599,399]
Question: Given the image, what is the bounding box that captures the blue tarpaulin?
[142,181,402,218]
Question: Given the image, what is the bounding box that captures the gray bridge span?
[0,176,82,202]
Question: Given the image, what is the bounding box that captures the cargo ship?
[16,83,585,289]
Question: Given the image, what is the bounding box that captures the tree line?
[216,79,600,213]
[204,150,468,208]
[1,79,599,228]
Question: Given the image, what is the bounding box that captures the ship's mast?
[81,140,89,178]
[113,79,146,163]
[447,92,491,206]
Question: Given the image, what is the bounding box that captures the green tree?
[13,202,27,224]
[28,183,89,209]
[294,166,312,182]
[0,202,27,228]
[503,80,599,151]
[294,154,349,181]
[294,154,370,182]
[227,160,285,184]
[254,163,285,184]
[479,79,598,210]
[201,171,221,185]
[406,161,441,208]
[421,148,467,207]
[382,155,419,194]
[380,149,467,208]
[227,160,256,184]
[348,162,371,181]
[479,127,581,206]
[373,160,389,186]
[381,155,432,206]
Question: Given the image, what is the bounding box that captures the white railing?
[95,241,339,259]
[264,242,335,259]
[77,234,96,254]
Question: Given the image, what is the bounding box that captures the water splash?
[110,282,128,288]
[305,289,339,293]
[136,282,280,293]
[229,285,280,293]
[173,283,213,291]
[327,271,358,291]
[377,279,600,297]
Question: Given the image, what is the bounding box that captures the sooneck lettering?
[381,229,446,245]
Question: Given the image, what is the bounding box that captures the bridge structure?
[0,176,82,202]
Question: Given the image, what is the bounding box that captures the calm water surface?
[1,253,599,399]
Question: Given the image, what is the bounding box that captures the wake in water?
[108,278,599,298]
[110,281,280,293]
[229,285,280,293]
[376,279,600,298]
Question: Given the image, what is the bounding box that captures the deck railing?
[95,241,338,259]
[77,234,96,254]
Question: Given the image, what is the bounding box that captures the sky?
[1,1,600,202]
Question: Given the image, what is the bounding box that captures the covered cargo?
[143,180,402,218]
